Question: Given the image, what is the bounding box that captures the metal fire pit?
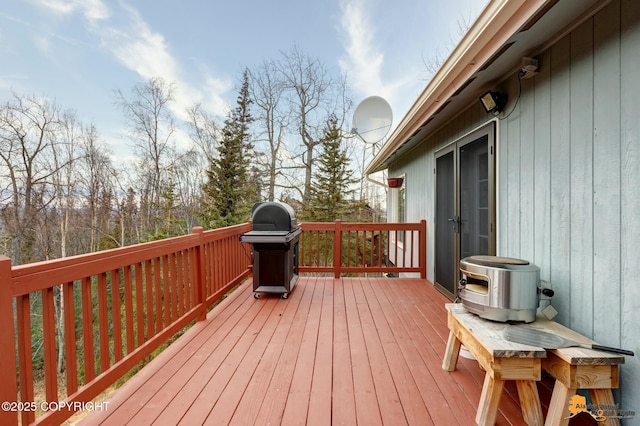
[240,202,301,299]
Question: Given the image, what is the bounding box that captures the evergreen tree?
[301,114,361,222]
[149,178,186,240]
[200,70,258,228]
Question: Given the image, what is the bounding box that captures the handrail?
[0,220,426,425]
[299,220,427,279]
[0,223,251,426]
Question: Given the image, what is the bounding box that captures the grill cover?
[251,202,297,232]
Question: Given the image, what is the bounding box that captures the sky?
[0,0,487,156]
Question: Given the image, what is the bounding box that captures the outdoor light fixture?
[479,91,508,115]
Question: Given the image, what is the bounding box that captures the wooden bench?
[527,316,625,426]
[442,303,546,425]
[442,303,626,426]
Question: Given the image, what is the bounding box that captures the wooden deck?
[80,277,595,425]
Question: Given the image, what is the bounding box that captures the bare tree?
[50,111,82,259]
[0,93,93,375]
[187,103,220,164]
[248,60,289,201]
[167,151,205,231]
[0,93,73,264]
[114,77,176,236]
[76,124,116,252]
[276,46,350,202]
[422,13,474,80]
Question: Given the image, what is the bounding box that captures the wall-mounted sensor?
[519,57,539,79]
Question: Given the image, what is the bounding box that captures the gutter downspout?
[366,170,387,188]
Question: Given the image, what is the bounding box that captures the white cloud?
[338,0,415,110]
[202,74,232,118]
[35,0,110,24]
[33,0,230,121]
[338,0,384,95]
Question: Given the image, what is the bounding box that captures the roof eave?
[365,0,550,174]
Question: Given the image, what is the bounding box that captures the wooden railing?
[0,220,426,425]
[299,220,427,279]
[0,224,251,426]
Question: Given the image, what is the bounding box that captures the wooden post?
[333,220,342,279]
[0,256,18,426]
[192,227,207,321]
[419,219,427,279]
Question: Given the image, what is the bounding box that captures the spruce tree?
[150,178,186,240]
[200,70,258,228]
[301,114,361,222]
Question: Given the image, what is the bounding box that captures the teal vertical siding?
[619,0,640,411]
[388,0,639,411]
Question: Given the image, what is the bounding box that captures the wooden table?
[442,303,546,425]
[525,317,625,426]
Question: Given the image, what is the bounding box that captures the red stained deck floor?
[81,277,595,425]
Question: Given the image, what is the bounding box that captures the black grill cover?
[251,202,297,232]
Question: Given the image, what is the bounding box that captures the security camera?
[519,57,539,79]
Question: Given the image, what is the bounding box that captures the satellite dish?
[352,96,393,144]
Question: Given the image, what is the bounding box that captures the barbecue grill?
[240,202,301,299]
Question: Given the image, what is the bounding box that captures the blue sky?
[0,0,486,155]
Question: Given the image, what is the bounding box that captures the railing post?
[192,227,207,321]
[0,256,18,425]
[419,219,427,279]
[333,220,342,279]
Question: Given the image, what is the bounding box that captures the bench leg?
[590,389,621,426]
[545,379,575,426]
[476,373,504,426]
[442,331,461,371]
[516,380,544,426]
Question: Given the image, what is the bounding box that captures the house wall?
[389,0,640,411]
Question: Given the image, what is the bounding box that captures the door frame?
[433,122,496,299]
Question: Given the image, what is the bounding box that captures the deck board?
[81,276,593,425]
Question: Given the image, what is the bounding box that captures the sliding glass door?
[434,124,495,299]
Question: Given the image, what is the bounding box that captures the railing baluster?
[124,265,135,354]
[16,294,34,425]
[97,272,110,373]
[145,259,154,338]
[153,257,162,334]
[42,287,58,402]
[135,263,144,346]
[82,276,95,382]
[177,251,185,316]
[369,231,374,267]
[394,230,399,268]
[111,269,123,363]
[169,253,177,321]
[378,230,384,267]
[420,219,427,279]
[184,249,192,311]
[343,231,358,267]
[333,220,341,278]
[163,255,171,327]
[64,281,78,394]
